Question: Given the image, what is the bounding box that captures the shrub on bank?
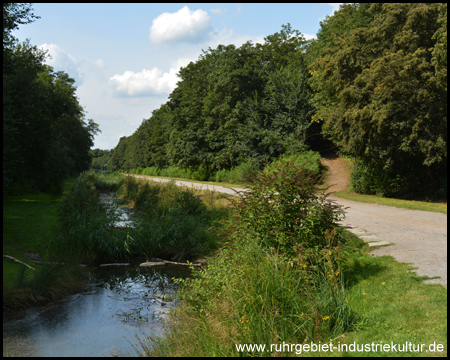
[56,174,134,264]
[147,156,359,356]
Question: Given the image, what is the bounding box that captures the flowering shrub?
[230,155,346,265]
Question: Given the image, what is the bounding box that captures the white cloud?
[93,59,105,69]
[149,6,211,44]
[302,33,317,41]
[40,43,77,67]
[328,3,343,14]
[204,27,265,49]
[39,43,83,83]
[109,67,179,96]
[210,8,226,16]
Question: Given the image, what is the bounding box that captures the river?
[3,265,191,357]
[3,193,192,356]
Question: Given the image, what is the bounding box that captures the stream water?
[3,266,191,356]
[3,193,191,357]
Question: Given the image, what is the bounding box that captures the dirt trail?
[320,157,352,193]
[320,157,447,288]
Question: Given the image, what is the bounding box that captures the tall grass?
[55,174,134,264]
[55,172,225,265]
[84,170,124,192]
[118,175,220,261]
[143,156,359,356]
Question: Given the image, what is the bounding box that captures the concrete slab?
[360,235,380,241]
[368,241,392,247]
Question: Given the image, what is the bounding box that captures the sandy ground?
[130,162,447,288]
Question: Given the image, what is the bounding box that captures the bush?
[351,161,405,197]
[235,154,344,262]
[264,151,324,184]
[213,161,256,184]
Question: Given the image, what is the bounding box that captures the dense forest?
[3,3,100,196]
[99,3,446,199]
[90,148,113,171]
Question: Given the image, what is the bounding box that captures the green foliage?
[309,3,447,198]
[213,160,256,184]
[232,155,345,263]
[90,149,114,171]
[84,171,124,192]
[109,25,316,178]
[149,157,358,356]
[350,161,406,198]
[3,4,100,196]
[264,151,324,182]
[56,172,220,263]
[117,176,217,261]
[56,174,134,264]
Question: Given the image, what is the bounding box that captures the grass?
[339,253,447,357]
[333,190,447,214]
[129,174,447,214]
[131,233,447,358]
[3,178,85,309]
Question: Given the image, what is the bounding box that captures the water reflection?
[98,192,135,228]
[3,266,191,357]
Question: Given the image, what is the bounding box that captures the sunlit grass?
[333,190,447,214]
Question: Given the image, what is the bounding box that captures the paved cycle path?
[130,174,447,287]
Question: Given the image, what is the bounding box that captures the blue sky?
[12,3,342,150]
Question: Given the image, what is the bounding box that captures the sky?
[12,3,342,150]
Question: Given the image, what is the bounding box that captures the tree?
[3,4,100,195]
[309,3,447,197]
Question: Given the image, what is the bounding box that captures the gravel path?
[328,195,447,287]
[129,174,447,287]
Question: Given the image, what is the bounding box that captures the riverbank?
[3,172,230,310]
[123,160,447,357]
[3,178,86,310]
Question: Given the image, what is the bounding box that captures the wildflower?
[363,293,366,296]
[322,316,330,321]
[347,226,353,229]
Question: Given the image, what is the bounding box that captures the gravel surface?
[328,195,447,287]
[130,173,447,287]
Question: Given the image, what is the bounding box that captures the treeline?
[108,24,318,179]
[104,4,446,199]
[3,3,100,196]
[90,149,114,171]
